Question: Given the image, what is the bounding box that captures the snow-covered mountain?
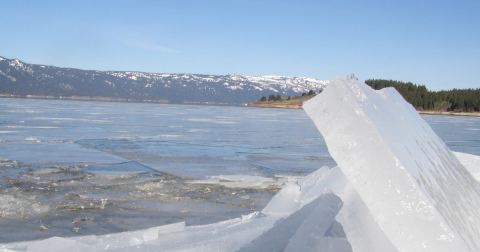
[0,56,329,105]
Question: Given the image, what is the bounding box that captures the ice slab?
[313,221,353,252]
[238,192,344,252]
[262,166,397,252]
[283,197,348,252]
[335,182,398,252]
[304,75,480,251]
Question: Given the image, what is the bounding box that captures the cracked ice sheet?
[0,142,127,166]
[304,75,480,252]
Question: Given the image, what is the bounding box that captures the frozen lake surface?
[0,98,479,243]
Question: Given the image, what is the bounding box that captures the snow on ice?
[2,75,480,252]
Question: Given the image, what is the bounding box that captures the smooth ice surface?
[304,75,480,252]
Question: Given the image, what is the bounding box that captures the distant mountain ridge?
[0,56,329,105]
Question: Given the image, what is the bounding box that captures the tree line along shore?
[248,79,480,116]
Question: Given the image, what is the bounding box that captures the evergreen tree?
[365,79,480,112]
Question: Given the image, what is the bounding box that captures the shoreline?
[247,103,302,109]
[248,102,480,117]
[417,110,480,117]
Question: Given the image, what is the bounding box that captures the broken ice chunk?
[284,200,350,252]
[261,166,345,217]
[300,221,352,252]
[304,75,480,251]
[32,167,63,175]
[335,182,398,252]
[238,192,344,252]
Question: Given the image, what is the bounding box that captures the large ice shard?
[238,192,344,252]
[304,75,480,251]
[262,166,398,252]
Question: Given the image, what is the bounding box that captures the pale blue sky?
[1,0,479,90]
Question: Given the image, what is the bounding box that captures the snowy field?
[1,80,480,251]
